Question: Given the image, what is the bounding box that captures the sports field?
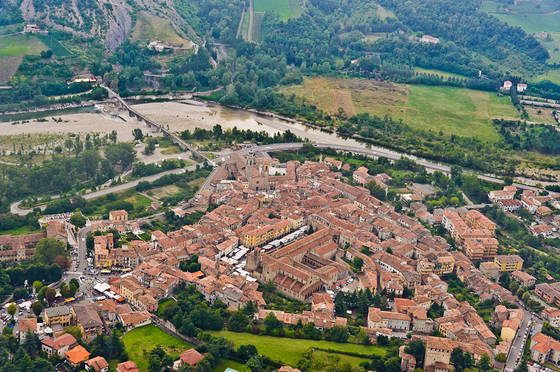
[281,77,519,141]
[123,325,191,371]
[253,0,304,20]
[211,330,385,366]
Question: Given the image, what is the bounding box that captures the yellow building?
[109,210,128,222]
[500,319,520,341]
[43,305,75,326]
[240,220,292,248]
[494,255,524,272]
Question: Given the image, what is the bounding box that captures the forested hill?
[376,0,549,71]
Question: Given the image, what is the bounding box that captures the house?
[66,345,91,367]
[178,349,204,368]
[41,333,78,357]
[16,317,37,341]
[517,83,527,93]
[368,307,410,332]
[502,81,513,90]
[109,210,128,222]
[85,356,109,372]
[494,255,523,272]
[74,304,104,341]
[511,271,536,288]
[116,361,141,372]
[479,262,500,281]
[421,35,440,44]
[23,24,47,34]
[118,310,152,330]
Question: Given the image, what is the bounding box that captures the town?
[1,142,560,372]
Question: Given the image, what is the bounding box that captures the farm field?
[281,77,518,141]
[535,68,560,85]
[0,34,47,83]
[253,0,304,20]
[210,331,386,367]
[123,325,191,372]
[525,105,558,125]
[132,12,193,47]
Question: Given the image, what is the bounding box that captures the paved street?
[505,303,543,372]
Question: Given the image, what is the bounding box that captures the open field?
[414,67,471,80]
[362,32,387,42]
[0,133,64,152]
[254,0,304,20]
[540,32,560,64]
[149,184,182,199]
[0,34,47,83]
[535,69,560,85]
[0,225,41,236]
[212,359,245,372]
[123,325,190,372]
[281,77,518,141]
[374,3,395,20]
[525,105,558,125]
[210,331,386,366]
[132,12,193,47]
[252,11,264,43]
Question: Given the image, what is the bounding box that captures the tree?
[263,312,282,334]
[7,303,16,317]
[132,129,144,141]
[69,278,80,289]
[70,213,86,228]
[450,348,464,372]
[324,325,348,343]
[405,339,426,367]
[228,310,249,332]
[237,344,258,361]
[104,143,135,169]
[31,301,43,316]
[353,257,364,271]
[33,238,67,266]
[45,287,56,303]
[144,138,157,155]
[495,353,507,363]
[242,301,257,317]
[62,326,82,341]
[246,354,264,372]
[478,353,491,371]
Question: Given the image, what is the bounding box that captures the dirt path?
[236,8,245,39]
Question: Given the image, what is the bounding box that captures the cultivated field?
[525,105,558,125]
[281,77,519,141]
[211,331,385,367]
[414,67,472,80]
[132,12,193,47]
[253,0,304,20]
[0,34,47,83]
[123,325,190,371]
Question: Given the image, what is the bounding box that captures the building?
[74,303,104,341]
[85,356,109,372]
[178,349,204,368]
[517,83,527,93]
[424,336,491,371]
[368,307,411,332]
[41,333,78,357]
[530,332,560,364]
[116,361,141,372]
[421,35,440,44]
[502,81,513,90]
[511,271,536,287]
[109,210,128,222]
[479,262,500,281]
[494,255,523,272]
[66,345,91,367]
[543,308,560,328]
[43,305,75,327]
[16,317,37,341]
[23,24,47,34]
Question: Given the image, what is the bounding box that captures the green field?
[414,67,472,80]
[0,225,41,236]
[254,0,304,20]
[281,77,518,141]
[0,34,47,83]
[123,325,191,372]
[86,190,152,217]
[535,68,560,85]
[132,12,193,47]
[210,331,386,367]
[156,298,176,316]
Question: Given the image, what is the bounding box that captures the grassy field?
[541,32,560,64]
[123,325,191,372]
[0,225,41,236]
[253,0,304,20]
[212,359,245,372]
[132,12,192,47]
[414,67,471,80]
[525,105,558,125]
[156,298,176,316]
[281,77,518,141]
[210,331,386,366]
[149,184,182,199]
[252,11,265,43]
[535,69,560,85]
[86,190,152,216]
[0,34,47,83]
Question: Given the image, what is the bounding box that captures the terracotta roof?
[180,349,204,366]
[86,356,109,371]
[65,345,90,364]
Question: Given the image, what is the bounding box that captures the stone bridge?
[101,85,215,166]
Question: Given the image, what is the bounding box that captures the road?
[505,304,543,372]
[11,165,197,216]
